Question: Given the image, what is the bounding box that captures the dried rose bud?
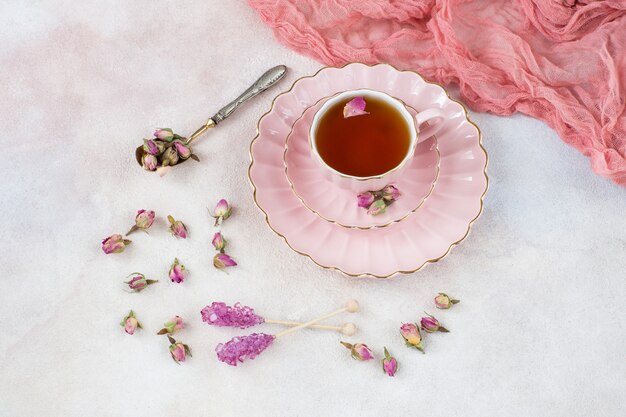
[357,192,375,208]
[154,128,174,141]
[102,234,131,254]
[124,273,158,292]
[212,232,226,251]
[168,335,191,364]
[143,139,164,155]
[420,312,449,333]
[167,215,188,239]
[367,199,387,216]
[141,153,158,171]
[212,199,232,226]
[382,347,398,376]
[169,258,187,283]
[343,96,370,118]
[127,209,155,235]
[382,185,400,201]
[161,146,179,167]
[157,316,184,335]
[400,323,424,353]
[120,310,142,335]
[173,141,192,159]
[434,293,460,309]
[340,341,374,361]
[213,253,237,269]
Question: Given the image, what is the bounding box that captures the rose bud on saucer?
[212,232,226,252]
[382,185,400,202]
[120,310,142,335]
[157,316,184,335]
[400,323,424,353]
[434,293,460,309]
[168,335,191,364]
[169,258,187,284]
[357,192,375,208]
[167,215,188,239]
[420,312,449,333]
[213,253,237,270]
[212,199,232,226]
[141,153,158,171]
[367,199,387,216]
[154,128,174,141]
[340,342,374,361]
[125,273,158,292]
[102,234,131,254]
[382,347,398,377]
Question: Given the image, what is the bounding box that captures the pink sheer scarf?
[248,0,626,186]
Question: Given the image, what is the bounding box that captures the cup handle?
[415,108,446,142]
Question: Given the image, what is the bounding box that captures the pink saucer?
[249,63,488,278]
[284,99,440,229]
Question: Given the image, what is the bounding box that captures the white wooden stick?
[275,300,359,338]
[265,319,357,335]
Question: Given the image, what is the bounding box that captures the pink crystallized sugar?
[216,333,275,366]
[201,302,265,329]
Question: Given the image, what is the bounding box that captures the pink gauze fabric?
[248,0,626,186]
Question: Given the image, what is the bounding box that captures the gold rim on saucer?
[283,94,441,230]
[248,62,489,278]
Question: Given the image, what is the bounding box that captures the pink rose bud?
[154,128,174,141]
[382,185,400,201]
[340,341,375,361]
[434,293,460,309]
[357,192,375,208]
[143,139,163,155]
[157,315,184,335]
[161,146,179,167]
[128,209,155,235]
[102,234,131,254]
[382,347,398,377]
[168,336,191,364]
[212,199,232,226]
[141,153,158,171]
[400,323,424,353]
[213,253,237,269]
[167,215,188,239]
[420,312,449,333]
[173,141,192,159]
[367,199,387,216]
[212,232,226,251]
[169,258,187,283]
[120,310,142,335]
[124,273,158,292]
[343,96,370,118]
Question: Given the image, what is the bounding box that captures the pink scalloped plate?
[284,99,440,229]
[249,63,488,278]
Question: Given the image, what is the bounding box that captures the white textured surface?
[1,1,624,416]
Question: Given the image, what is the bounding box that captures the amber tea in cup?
[314,95,411,177]
[309,89,445,193]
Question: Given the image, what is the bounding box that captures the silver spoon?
[135,65,287,170]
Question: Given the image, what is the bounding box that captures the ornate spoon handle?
[186,65,287,144]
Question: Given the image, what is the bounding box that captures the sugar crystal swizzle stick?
[201,302,357,335]
[215,300,360,366]
[136,65,287,175]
